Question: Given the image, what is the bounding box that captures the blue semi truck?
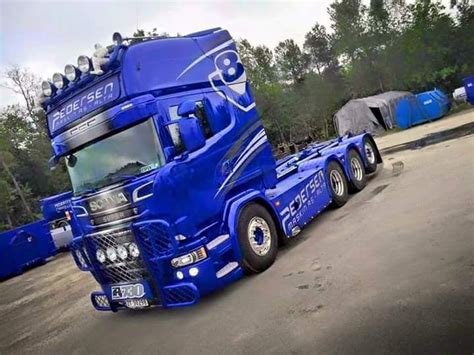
[38,28,382,311]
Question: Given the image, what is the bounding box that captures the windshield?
[66,119,165,194]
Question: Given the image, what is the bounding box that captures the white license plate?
[125,298,149,309]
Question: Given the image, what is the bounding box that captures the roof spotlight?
[41,81,56,97]
[52,72,69,90]
[112,32,123,45]
[64,64,80,81]
[77,55,92,73]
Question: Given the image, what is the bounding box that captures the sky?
[0,0,334,106]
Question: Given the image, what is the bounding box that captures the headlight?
[41,81,55,97]
[96,249,106,264]
[171,247,207,268]
[106,247,117,262]
[64,64,79,81]
[117,245,128,260]
[77,55,91,73]
[128,242,140,258]
[52,72,68,90]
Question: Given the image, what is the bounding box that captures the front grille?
[134,221,177,259]
[163,284,198,306]
[84,227,148,284]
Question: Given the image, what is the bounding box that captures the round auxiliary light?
[176,271,184,280]
[117,245,128,261]
[64,64,79,81]
[41,81,55,97]
[52,72,68,90]
[96,249,106,264]
[189,267,199,277]
[106,247,117,262]
[128,242,140,258]
[77,55,91,73]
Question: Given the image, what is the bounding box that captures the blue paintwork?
[39,191,73,222]
[0,191,75,279]
[0,220,56,279]
[41,28,381,311]
[395,89,451,129]
[463,76,474,105]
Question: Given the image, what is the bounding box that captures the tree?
[328,0,367,62]
[237,39,277,89]
[304,23,334,75]
[0,135,35,221]
[275,39,309,83]
[1,66,40,118]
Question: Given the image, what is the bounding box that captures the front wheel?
[327,161,349,208]
[237,204,278,274]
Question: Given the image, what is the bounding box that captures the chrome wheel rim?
[330,170,345,196]
[247,217,272,256]
[365,142,376,165]
[350,157,363,181]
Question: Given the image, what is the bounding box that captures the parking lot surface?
[1,109,473,354]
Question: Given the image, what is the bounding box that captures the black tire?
[237,203,278,274]
[348,149,367,192]
[327,161,349,208]
[363,137,378,173]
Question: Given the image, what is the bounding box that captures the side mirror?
[178,117,205,153]
[177,100,197,117]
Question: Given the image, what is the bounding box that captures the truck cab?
[40,28,381,311]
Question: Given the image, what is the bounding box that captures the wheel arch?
[222,190,283,261]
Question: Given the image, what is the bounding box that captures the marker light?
[96,249,106,264]
[176,271,184,280]
[64,64,80,81]
[41,81,55,97]
[117,245,128,260]
[189,267,199,277]
[171,247,207,268]
[77,55,91,73]
[106,247,117,262]
[128,242,140,258]
[52,73,68,90]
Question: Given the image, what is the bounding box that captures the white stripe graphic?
[177,39,235,79]
[232,129,266,168]
[215,135,268,196]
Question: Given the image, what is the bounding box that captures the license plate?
[111,283,145,300]
[125,298,149,309]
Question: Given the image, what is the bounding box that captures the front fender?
[222,189,278,262]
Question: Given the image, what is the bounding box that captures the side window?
[167,122,185,154]
[168,101,212,139]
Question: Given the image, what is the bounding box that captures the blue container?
[395,89,451,129]
[463,76,474,105]
[0,220,56,280]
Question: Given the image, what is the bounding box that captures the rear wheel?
[237,203,278,274]
[363,138,378,173]
[327,161,349,208]
[348,149,367,192]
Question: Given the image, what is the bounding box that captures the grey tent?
[334,91,413,136]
